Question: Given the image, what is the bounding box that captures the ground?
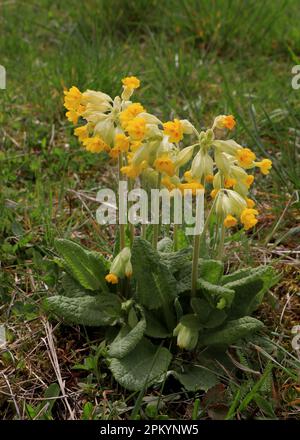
[0,0,299,420]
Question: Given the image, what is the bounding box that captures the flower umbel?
[163,119,184,143]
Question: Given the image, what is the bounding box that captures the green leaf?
[157,237,173,252]
[131,237,177,310]
[55,239,108,292]
[197,278,235,308]
[200,317,264,346]
[109,338,172,391]
[225,272,264,319]
[191,298,227,328]
[44,294,121,326]
[198,259,224,283]
[43,383,60,413]
[160,247,192,274]
[180,314,202,330]
[221,267,252,285]
[174,228,190,250]
[203,309,227,329]
[191,298,211,322]
[176,258,223,294]
[173,365,219,392]
[61,272,94,297]
[144,309,171,338]
[108,319,146,359]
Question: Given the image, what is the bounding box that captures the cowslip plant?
[44,76,278,392]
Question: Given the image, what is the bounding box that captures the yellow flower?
[256,159,272,175]
[109,147,121,159]
[224,177,237,188]
[130,140,142,152]
[105,273,118,284]
[184,170,193,182]
[64,86,82,111]
[154,154,175,177]
[240,208,259,230]
[121,76,140,89]
[163,119,183,143]
[126,117,147,141]
[236,148,256,168]
[224,214,237,228]
[83,136,109,153]
[114,133,130,152]
[179,182,203,195]
[223,115,236,130]
[162,176,177,191]
[74,125,89,141]
[214,115,236,130]
[66,109,80,125]
[246,198,255,208]
[121,163,145,179]
[210,188,219,199]
[119,103,145,129]
[205,174,214,183]
[244,174,254,187]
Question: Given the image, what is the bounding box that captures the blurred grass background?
[1,0,299,287]
[1,0,300,191]
[0,0,300,420]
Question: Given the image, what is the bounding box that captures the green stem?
[152,172,161,249]
[118,154,126,250]
[217,215,225,260]
[141,223,147,239]
[173,224,178,251]
[128,178,134,247]
[191,233,201,296]
[191,194,218,296]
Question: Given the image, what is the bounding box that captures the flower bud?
[191,150,214,180]
[146,123,163,140]
[226,189,247,215]
[139,112,161,125]
[215,191,231,217]
[180,119,195,134]
[132,144,150,166]
[174,145,195,168]
[109,247,132,279]
[214,150,231,174]
[173,322,198,351]
[94,118,115,145]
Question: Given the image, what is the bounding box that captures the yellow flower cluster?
[64,76,273,233]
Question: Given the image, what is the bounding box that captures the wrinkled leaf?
[44,294,121,326]
[109,338,172,391]
[173,365,219,392]
[132,237,177,310]
[55,239,108,292]
[200,317,264,346]
[109,319,146,359]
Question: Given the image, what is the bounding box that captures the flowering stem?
[152,172,161,249]
[217,174,225,260]
[173,224,178,251]
[118,154,126,250]
[128,178,134,247]
[217,215,225,260]
[191,233,201,296]
[141,223,147,239]
[191,196,217,296]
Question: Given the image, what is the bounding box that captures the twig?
[42,319,75,420]
[1,373,21,419]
